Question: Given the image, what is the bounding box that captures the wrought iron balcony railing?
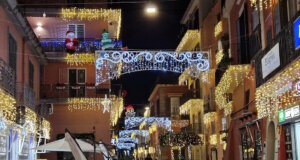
[181,123,202,134]
[40,38,122,53]
[40,83,122,99]
[16,83,36,110]
[0,58,16,97]
[180,89,202,105]
[253,15,300,87]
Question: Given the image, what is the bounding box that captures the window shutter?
[76,25,84,39]
[68,24,76,33]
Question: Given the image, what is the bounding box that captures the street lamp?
[145,3,157,15]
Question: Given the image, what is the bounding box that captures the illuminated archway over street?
[95,50,210,84]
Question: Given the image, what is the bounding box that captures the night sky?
[111,0,190,112]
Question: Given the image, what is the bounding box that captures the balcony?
[40,83,122,101]
[180,89,201,105]
[254,15,300,87]
[16,83,36,110]
[0,58,16,97]
[39,38,122,53]
[181,123,202,134]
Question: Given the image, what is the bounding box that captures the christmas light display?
[117,138,138,144]
[67,97,122,112]
[209,134,217,145]
[214,21,223,37]
[159,131,203,147]
[110,98,124,126]
[176,30,200,52]
[179,99,203,115]
[117,142,135,150]
[256,58,300,118]
[125,117,171,130]
[171,120,190,128]
[249,0,272,10]
[95,50,210,84]
[215,65,250,115]
[203,112,217,125]
[216,49,224,65]
[119,130,149,138]
[0,88,16,122]
[61,8,121,39]
[65,53,95,65]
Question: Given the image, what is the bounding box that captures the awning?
[34,137,94,152]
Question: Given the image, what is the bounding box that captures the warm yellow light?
[214,21,223,37]
[203,112,216,125]
[146,6,157,14]
[176,30,200,52]
[179,99,203,115]
[210,134,217,145]
[216,49,224,65]
[0,88,16,122]
[65,53,95,66]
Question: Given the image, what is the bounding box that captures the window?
[68,24,85,39]
[245,89,250,109]
[251,8,259,30]
[68,69,86,97]
[29,61,34,89]
[222,117,226,131]
[211,121,215,134]
[8,34,17,70]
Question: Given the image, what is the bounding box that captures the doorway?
[266,121,276,160]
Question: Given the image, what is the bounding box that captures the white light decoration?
[117,142,135,150]
[119,130,149,138]
[125,117,171,130]
[101,94,111,113]
[0,112,6,130]
[117,138,138,144]
[95,50,209,84]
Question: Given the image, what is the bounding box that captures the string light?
[65,53,95,65]
[249,0,272,11]
[214,21,223,37]
[119,130,149,138]
[256,58,300,118]
[117,138,138,144]
[125,117,171,130]
[179,99,203,115]
[215,49,224,65]
[96,50,210,85]
[176,30,200,52]
[0,88,16,122]
[209,134,217,145]
[110,98,123,126]
[42,119,51,139]
[61,8,121,39]
[171,120,190,128]
[117,142,135,150]
[25,108,37,133]
[215,65,250,115]
[203,112,217,125]
[67,97,121,112]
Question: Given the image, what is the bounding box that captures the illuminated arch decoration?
[95,50,210,84]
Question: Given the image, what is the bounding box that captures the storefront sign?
[294,80,300,96]
[261,43,280,78]
[294,16,300,50]
[279,105,300,123]
[278,109,285,123]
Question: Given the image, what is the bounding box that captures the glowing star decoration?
[101,95,111,113]
[95,50,210,85]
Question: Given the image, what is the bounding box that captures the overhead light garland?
[179,99,203,115]
[61,8,121,39]
[125,117,171,130]
[119,130,149,138]
[117,142,135,150]
[95,50,210,85]
[110,98,123,126]
[215,65,250,115]
[203,112,216,125]
[67,96,121,112]
[117,138,138,144]
[256,58,300,118]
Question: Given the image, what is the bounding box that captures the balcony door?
[69,69,85,97]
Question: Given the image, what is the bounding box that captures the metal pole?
[93,126,96,160]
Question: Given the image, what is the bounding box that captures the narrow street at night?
[0,0,300,160]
